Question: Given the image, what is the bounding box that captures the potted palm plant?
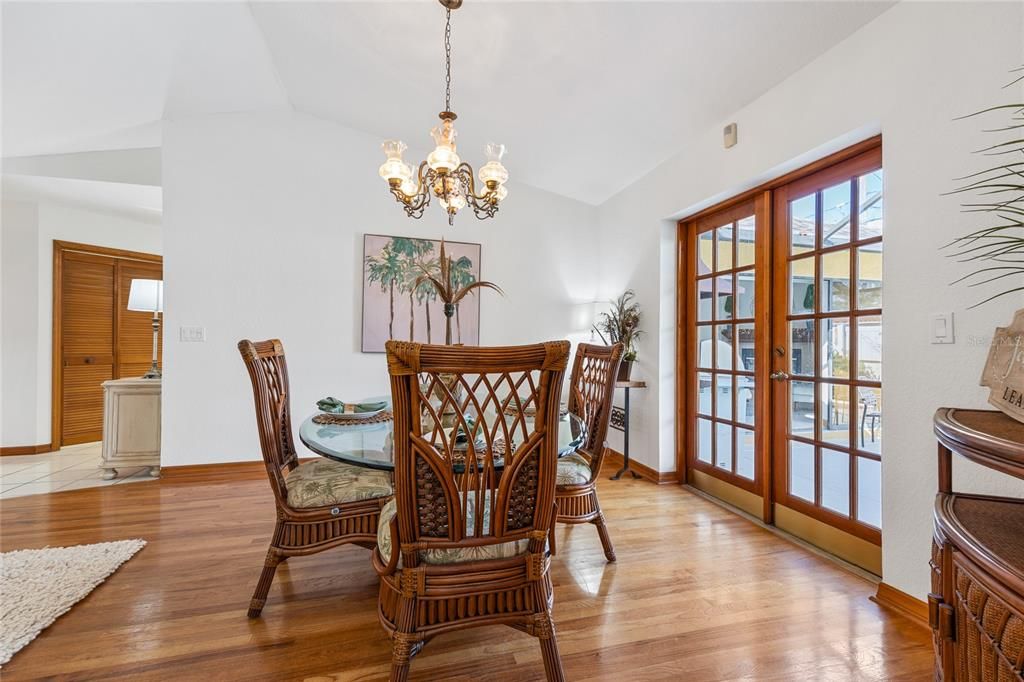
[594,290,643,381]
[945,67,1024,305]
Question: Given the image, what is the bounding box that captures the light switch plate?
[930,312,954,344]
[180,326,206,342]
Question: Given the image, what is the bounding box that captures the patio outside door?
[681,140,883,572]
[770,146,883,556]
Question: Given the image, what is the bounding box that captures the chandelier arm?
[454,162,494,201]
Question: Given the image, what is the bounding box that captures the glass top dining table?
[299,396,587,472]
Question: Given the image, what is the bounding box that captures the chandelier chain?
[444,8,452,112]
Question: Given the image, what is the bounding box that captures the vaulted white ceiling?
[2,1,894,205]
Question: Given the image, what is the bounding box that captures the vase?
[617,360,633,382]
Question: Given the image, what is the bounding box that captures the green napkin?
[316,397,387,414]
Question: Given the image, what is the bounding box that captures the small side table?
[610,380,647,480]
[101,377,162,479]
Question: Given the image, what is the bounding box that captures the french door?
[771,145,883,546]
[680,139,883,569]
[683,194,771,517]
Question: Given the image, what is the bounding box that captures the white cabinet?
[101,377,161,479]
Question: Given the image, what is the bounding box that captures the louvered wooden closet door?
[117,261,163,379]
[61,252,115,445]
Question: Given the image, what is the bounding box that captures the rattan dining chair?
[374,340,570,682]
[553,342,623,562]
[238,338,392,617]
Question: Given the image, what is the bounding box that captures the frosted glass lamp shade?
[127,279,164,313]
[379,140,412,182]
[478,143,508,186]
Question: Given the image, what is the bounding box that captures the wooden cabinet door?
[61,252,116,445]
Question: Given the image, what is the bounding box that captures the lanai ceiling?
[2,1,894,206]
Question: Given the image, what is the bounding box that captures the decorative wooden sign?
[980,308,1024,424]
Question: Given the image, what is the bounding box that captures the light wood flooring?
[0,464,933,680]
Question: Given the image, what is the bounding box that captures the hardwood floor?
[0,464,933,680]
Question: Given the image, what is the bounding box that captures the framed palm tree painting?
[361,234,483,352]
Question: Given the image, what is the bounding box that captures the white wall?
[161,111,598,467]
[0,199,161,446]
[1,201,40,445]
[595,0,1024,600]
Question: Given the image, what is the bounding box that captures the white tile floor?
[0,442,155,499]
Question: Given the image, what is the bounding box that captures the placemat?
[313,410,393,426]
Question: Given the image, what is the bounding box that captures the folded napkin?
[316,397,387,414]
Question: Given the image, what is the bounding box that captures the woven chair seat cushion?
[556,452,592,486]
[376,496,530,566]
[284,459,393,509]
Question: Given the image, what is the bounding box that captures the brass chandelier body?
[378,0,508,225]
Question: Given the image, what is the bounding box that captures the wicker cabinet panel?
[953,557,1024,682]
[933,537,948,680]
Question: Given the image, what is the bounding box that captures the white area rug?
[0,539,146,666]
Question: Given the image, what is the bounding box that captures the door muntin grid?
[782,167,883,532]
[695,213,758,484]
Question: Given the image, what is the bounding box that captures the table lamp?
[127,278,164,379]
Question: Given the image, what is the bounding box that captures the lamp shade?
[127,279,163,313]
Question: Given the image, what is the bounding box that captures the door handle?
[769,370,790,381]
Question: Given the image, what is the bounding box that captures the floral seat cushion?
[376,495,530,566]
[285,459,393,509]
[556,452,592,486]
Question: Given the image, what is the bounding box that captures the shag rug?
[0,539,146,666]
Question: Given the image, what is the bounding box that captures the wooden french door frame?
[679,193,773,521]
[51,240,162,448]
[676,135,883,532]
[770,145,883,546]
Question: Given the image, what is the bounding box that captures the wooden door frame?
[678,193,772,519]
[51,240,162,448]
[770,145,883,545]
[675,135,883,527]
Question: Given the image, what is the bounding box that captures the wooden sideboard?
[101,377,161,479]
[931,408,1024,681]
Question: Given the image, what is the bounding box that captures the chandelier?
[377,0,508,226]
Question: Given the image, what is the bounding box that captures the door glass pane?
[716,224,733,271]
[737,427,755,480]
[819,383,850,449]
[698,229,714,273]
[822,180,852,247]
[822,249,851,312]
[789,440,814,502]
[857,243,883,309]
[857,316,882,381]
[736,322,755,372]
[696,325,712,369]
[821,318,850,379]
[790,256,815,314]
[790,381,815,439]
[856,387,882,456]
[821,448,850,515]
[696,371,712,416]
[736,269,755,319]
[715,325,734,370]
[716,422,733,470]
[736,374,755,426]
[714,373,733,420]
[789,320,814,376]
[856,457,881,527]
[790,193,816,254]
[736,215,755,267]
[715,275,733,320]
[697,417,713,463]
[858,170,884,239]
[697,285,712,322]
